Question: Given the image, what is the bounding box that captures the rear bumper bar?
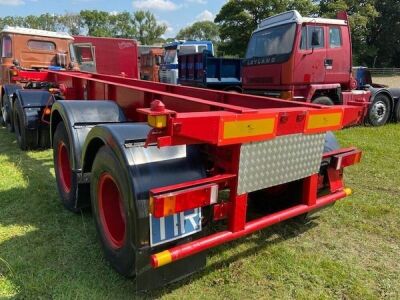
[151,188,351,268]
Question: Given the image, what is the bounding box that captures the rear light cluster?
[150,184,218,218]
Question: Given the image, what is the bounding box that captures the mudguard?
[368,87,394,107]
[2,84,22,100]
[385,88,400,99]
[81,123,207,291]
[2,84,21,98]
[14,90,52,108]
[13,90,52,130]
[50,100,126,173]
[386,88,400,117]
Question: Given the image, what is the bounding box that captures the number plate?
[150,208,202,247]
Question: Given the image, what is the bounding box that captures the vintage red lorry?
[0,26,363,291]
[139,46,164,82]
[0,26,75,145]
[0,27,140,148]
[242,10,400,126]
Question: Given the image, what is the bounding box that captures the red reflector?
[151,184,218,218]
[334,150,362,170]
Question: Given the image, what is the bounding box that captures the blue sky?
[0,0,227,37]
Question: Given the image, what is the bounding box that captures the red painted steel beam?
[150,188,352,268]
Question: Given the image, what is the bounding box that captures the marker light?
[150,184,218,218]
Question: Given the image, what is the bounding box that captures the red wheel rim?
[57,142,72,193]
[98,173,126,249]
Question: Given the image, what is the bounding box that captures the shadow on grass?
[0,127,318,299]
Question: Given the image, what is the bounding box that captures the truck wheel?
[90,145,136,277]
[394,101,400,123]
[0,94,5,127]
[312,96,334,106]
[53,121,79,212]
[2,94,14,132]
[367,94,391,126]
[13,100,37,150]
[39,127,51,149]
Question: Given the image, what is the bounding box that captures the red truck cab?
[243,10,353,104]
[139,47,164,82]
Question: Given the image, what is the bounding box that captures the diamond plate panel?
[238,133,325,195]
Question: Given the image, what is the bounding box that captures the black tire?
[91,145,136,277]
[2,94,14,132]
[394,100,400,123]
[312,96,334,106]
[53,121,80,213]
[38,126,51,149]
[367,94,391,126]
[13,100,37,150]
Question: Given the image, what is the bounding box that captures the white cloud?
[195,10,214,22]
[0,0,25,5]
[132,0,180,11]
[186,0,207,4]
[158,19,175,38]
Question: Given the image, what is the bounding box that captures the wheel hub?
[57,142,72,193]
[371,101,387,122]
[98,173,126,249]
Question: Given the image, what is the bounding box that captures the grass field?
[0,123,399,299]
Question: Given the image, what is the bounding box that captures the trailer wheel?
[312,96,334,106]
[394,101,400,123]
[13,100,37,150]
[367,94,391,126]
[38,127,51,149]
[0,94,5,127]
[1,94,14,132]
[53,121,79,212]
[90,145,136,277]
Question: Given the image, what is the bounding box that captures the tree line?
[0,10,167,45]
[0,0,398,67]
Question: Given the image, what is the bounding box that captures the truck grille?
[159,70,169,83]
[237,133,325,195]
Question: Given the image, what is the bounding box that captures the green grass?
[0,125,399,299]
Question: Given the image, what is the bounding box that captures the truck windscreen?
[245,23,296,65]
[164,49,177,64]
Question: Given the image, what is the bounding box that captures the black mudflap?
[135,250,207,292]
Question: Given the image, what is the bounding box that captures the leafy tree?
[363,0,400,67]
[80,10,114,37]
[58,13,82,35]
[133,10,167,45]
[176,21,220,43]
[318,0,378,65]
[0,16,26,29]
[109,12,136,38]
[215,0,317,56]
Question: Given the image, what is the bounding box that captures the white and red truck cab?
[242,10,400,126]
